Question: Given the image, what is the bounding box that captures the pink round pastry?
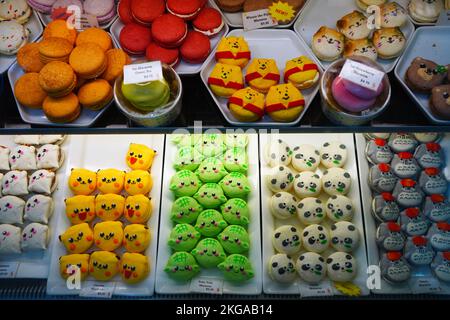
[84,0,115,24]
[332,76,376,112]
[28,0,57,13]
[341,78,384,100]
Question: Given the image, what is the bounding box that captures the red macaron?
[193,7,224,37]
[180,30,211,64]
[118,0,134,24]
[151,14,188,49]
[131,0,165,26]
[166,0,202,20]
[146,43,180,68]
[119,23,152,55]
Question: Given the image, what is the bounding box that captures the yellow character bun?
[228,87,265,122]
[207,63,244,97]
[245,58,280,93]
[125,144,156,171]
[95,194,125,221]
[69,168,97,195]
[266,83,305,122]
[59,223,94,254]
[124,170,153,196]
[89,251,120,281]
[120,252,149,284]
[59,254,90,280]
[65,195,96,225]
[123,224,151,253]
[97,169,126,194]
[284,56,320,89]
[124,195,152,224]
[94,221,124,251]
[215,36,251,69]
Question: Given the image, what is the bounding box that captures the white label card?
[76,14,99,30]
[0,262,19,278]
[243,9,278,31]
[79,281,116,299]
[123,61,164,85]
[299,280,334,297]
[190,277,223,295]
[340,59,384,91]
[409,277,442,294]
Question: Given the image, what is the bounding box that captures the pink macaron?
[332,76,376,113]
[84,0,116,24]
[27,0,57,14]
[341,78,384,100]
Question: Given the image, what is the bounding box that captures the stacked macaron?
[118,0,224,68]
[13,22,130,124]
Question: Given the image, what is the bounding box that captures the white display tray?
[208,0,306,28]
[0,135,69,278]
[109,1,229,76]
[0,10,44,74]
[355,133,450,295]
[260,133,370,296]
[155,133,262,295]
[7,34,116,127]
[46,134,164,296]
[294,0,415,73]
[394,26,450,125]
[199,29,322,127]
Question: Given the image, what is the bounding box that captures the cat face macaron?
[380,2,408,27]
[343,38,378,61]
[337,10,370,40]
[312,26,344,61]
[373,27,406,59]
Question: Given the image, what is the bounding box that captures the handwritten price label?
[0,262,19,279]
[190,277,223,295]
[340,59,384,91]
[409,277,442,294]
[243,9,278,31]
[298,280,334,297]
[123,61,164,85]
[79,281,115,299]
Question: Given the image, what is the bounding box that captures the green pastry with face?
[171,134,201,147]
[223,147,249,174]
[173,146,204,171]
[194,209,228,237]
[191,238,227,268]
[218,225,250,254]
[170,170,202,198]
[219,172,251,199]
[196,157,228,183]
[221,198,250,227]
[193,183,227,209]
[164,251,200,281]
[168,224,201,252]
[218,254,254,282]
[224,133,249,149]
[170,197,204,225]
[197,134,226,157]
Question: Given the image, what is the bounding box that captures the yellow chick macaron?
[97,169,126,194]
[124,170,153,196]
[59,254,90,280]
[69,168,97,195]
[59,223,94,254]
[95,194,125,221]
[265,83,305,122]
[215,36,251,69]
[89,251,120,281]
[245,58,280,93]
[125,144,156,171]
[94,221,124,251]
[228,87,265,122]
[120,253,150,284]
[65,195,96,225]
[284,56,320,89]
[123,224,151,253]
[208,63,244,98]
[124,195,153,224]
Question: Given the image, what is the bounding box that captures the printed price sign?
[190,277,223,295]
[243,9,278,31]
[0,262,19,279]
[79,281,115,299]
[123,61,164,85]
[409,277,442,294]
[340,59,384,91]
[299,280,334,297]
[75,14,99,30]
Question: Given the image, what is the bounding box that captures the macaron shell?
[151,14,187,48]
[43,92,81,123]
[119,23,152,55]
[192,7,224,36]
[145,42,180,67]
[14,73,48,109]
[83,0,115,17]
[118,0,134,24]
[43,19,78,45]
[131,0,165,25]
[331,76,376,113]
[180,30,211,64]
[166,0,202,19]
[17,43,45,73]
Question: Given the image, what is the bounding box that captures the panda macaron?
[302,224,329,253]
[297,197,325,225]
[266,165,295,193]
[270,192,298,220]
[296,252,326,284]
[320,141,347,168]
[330,221,360,253]
[265,139,292,167]
[326,252,357,282]
[292,144,320,172]
[268,253,297,283]
[272,225,302,255]
[293,171,322,198]
[322,168,351,196]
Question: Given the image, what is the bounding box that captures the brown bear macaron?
[406,57,447,93]
[430,84,450,120]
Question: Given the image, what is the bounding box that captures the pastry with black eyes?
[419,167,448,195]
[273,225,302,255]
[337,11,371,40]
[400,207,429,236]
[409,0,444,23]
[2,170,28,196]
[24,195,53,224]
[343,38,378,61]
[21,223,49,251]
[93,221,124,252]
[291,144,320,172]
[0,146,10,171]
[404,236,435,266]
[0,196,25,225]
[264,139,292,167]
[355,0,387,10]
[89,251,120,281]
[330,221,360,253]
[311,26,344,62]
[293,171,322,198]
[296,252,326,284]
[322,168,351,196]
[268,254,297,283]
[326,195,354,222]
[406,57,447,93]
[372,27,406,59]
[270,191,298,220]
[28,170,57,195]
[326,252,357,282]
[390,152,420,179]
[297,197,325,225]
[392,179,424,208]
[369,163,398,193]
[380,251,411,283]
[0,224,21,254]
[372,192,400,222]
[266,165,294,193]
[9,145,36,171]
[430,84,450,120]
[36,144,64,170]
[376,222,405,251]
[431,251,450,282]
[302,224,329,253]
[423,194,450,223]
[320,141,347,168]
[365,138,393,165]
[427,222,450,251]
[380,2,408,27]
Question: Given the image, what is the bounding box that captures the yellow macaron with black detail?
[97,168,126,194]
[94,221,124,251]
[265,83,305,122]
[95,194,125,221]
[123,224,151,253]
[124,170,153,196]
[89,251,120,281]
[119,253,149,284]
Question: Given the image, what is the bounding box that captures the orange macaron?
[101,48,131,83]
[43,19,78,45]
[14,73,47,109]
[76,27,113,52]
[43,92,81,123]
[39,61,77,97]
[17,43,45,73]
[69,43,107,79]
[39,37,73,64]
[78,79,113,111]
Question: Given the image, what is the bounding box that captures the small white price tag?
[123,61,164,85]
[340,59,384,91]
[76,14,99,30]
[79,281,115,299]
[298,280,334,297]
[243,9,278,31]
[409,277,442,294]
[0,262,19,278]
[190,277,223,295]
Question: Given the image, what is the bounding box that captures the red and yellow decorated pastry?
[228,87,265,122]
[265,83,305,122]
[208,63,244,97]
[215,36,251,69]
[245,58,280,93]
[284,56,320,89]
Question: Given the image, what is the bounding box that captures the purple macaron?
[83,0,116,25]
[51,0,83,20]
[27,0,57,14]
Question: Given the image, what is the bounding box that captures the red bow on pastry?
[426,143,441,152]
[283,64,319,83]
[228,97,264,117]
[266,99,305,113]
[207,77,244,90]
[215,51,251,60]
[245,72,280,83]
